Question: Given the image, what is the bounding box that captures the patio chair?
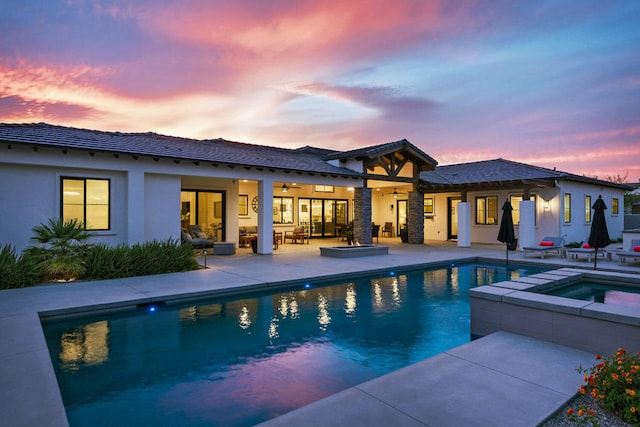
[615,239,640,264]
[522,236,564,259]
[284,226,309,244]
[381,222,393,237]
[372,223,380,243]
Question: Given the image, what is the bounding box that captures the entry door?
[448,197,461,240]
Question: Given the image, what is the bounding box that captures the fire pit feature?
[320,245,389,258]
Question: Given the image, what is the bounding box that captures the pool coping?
[1,245,636,427]
[469,268,640,354]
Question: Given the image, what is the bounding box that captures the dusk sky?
[1,1,639,180]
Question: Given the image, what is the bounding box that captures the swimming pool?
[44,262,546,426]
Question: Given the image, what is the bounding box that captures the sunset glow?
[1,1,639,179]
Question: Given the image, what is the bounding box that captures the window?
[314,185,334,193]
[475,196,498,225]
[510,196,523,225]
[612,198,619,215]
[61,177,110,230]
[424,197,434,216]
[585,195,591,223]
[564,193,571,223]
[239,195,248,216]
[273,196,294,224]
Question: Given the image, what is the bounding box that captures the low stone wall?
[469,268,640,355]
[320,245,388,258]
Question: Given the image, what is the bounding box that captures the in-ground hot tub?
[320,245,389,258]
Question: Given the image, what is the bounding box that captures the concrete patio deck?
[1,238,637,426]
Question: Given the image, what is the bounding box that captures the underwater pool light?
[148,305,157,313]
[305,284,311,289]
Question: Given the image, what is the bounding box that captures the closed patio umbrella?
[497,199,516,267]
[588,195,610,270]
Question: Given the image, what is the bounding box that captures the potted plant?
[250,236,258,253]
[400,224,409,243]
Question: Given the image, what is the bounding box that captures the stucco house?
[0,123,629,254]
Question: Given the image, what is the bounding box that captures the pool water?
[44,262,545,426]
[543,281,640,307]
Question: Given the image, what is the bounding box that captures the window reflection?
[58,320,109,371]
[239,305,252,329]
[345,284,357,317]
[317,294,331,330]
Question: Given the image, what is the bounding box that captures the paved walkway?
[1,239,637,426]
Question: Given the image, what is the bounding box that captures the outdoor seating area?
[284,226,309,244]
[616,239,640,264]
[181,225,216,254]
[522,236,565,259]
[566,244,605,263]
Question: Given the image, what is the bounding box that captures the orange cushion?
[539,241,554,246]
[634,246,640,252]
[583,243,593,249]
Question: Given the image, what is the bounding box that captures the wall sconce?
[543,200,550,212]
[390,204,394,211]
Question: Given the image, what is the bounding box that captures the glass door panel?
[180,190,225,241]
[311,199,323,237]
[323,200,335,236]
[298,198,311,234]
[397,200,407,236]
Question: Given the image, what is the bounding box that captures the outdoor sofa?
[522,236,565,259]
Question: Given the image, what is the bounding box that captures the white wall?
[0,162,128,252]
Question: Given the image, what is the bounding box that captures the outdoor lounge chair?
[522,236,564,259]
[181,229,215,253]
[615,239,640,264]
[566,240,605,263]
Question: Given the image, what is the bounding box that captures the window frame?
[475,195,499,225]
[424,197,434,217]
[564,193,571,223]
[612,197,619,215]
[61,176,111,230]
[239,195,249,216]
[585,195,592,223]
[273,196,295,224]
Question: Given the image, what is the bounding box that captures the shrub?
[572,348,640,425]
[0,244,42,289]
[26,218,93,281]
[84,239,199,280]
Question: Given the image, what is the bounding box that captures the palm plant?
[27,217,93,282]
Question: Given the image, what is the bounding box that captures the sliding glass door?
[180,190,225,241]
[298,198,348,238]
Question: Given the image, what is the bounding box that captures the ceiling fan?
[381,188,408,198]
[280,183,301,193]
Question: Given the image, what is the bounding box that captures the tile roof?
[420,158,630,190]
[0,123,364,177]
[324,139,438,166]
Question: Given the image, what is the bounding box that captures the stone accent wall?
[354,188,372,244]
[407,191,424,244]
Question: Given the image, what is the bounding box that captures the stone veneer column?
[407,191,425,244]
[353,188,372,244]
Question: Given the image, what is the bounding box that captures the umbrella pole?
[506,243,509,268]
[593,246,597,270]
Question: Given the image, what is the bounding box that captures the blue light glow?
[148,305,157,313]
[305,284,310,288]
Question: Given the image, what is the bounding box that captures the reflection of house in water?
[58,321,110,371]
